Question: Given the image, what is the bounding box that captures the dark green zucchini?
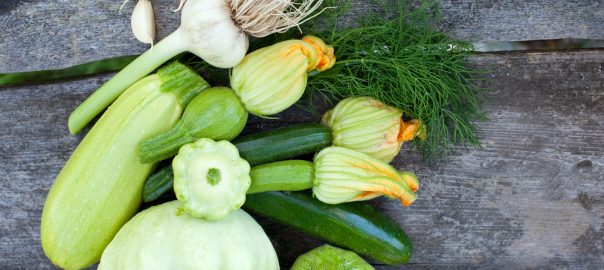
[232,123,332,166]
[247,160,314,194]
[142,124,332,202]
[244,191,412,265]
[142,164,173,203]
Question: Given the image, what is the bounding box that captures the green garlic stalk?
[172,138,251,220]
[322,97,422,163]
[313,146,419,206]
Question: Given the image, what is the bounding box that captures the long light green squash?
[41,62,209,270]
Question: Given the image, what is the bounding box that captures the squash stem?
[137,62,210,165]
[156,60,210,106]
[68,30,188,135]
[139,122,196,163]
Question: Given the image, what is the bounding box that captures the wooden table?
[1,1,603,269]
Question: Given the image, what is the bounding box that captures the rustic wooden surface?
[1,0,604,269]
[2,0,604,73]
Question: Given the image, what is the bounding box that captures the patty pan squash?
[98,201,279,270]
[173,138,251,220]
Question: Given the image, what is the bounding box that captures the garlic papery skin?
[179,0,248,68]
[313,146,418,206]
[231,35,336,116]
[322,97,420,163]
[131,0,155,45]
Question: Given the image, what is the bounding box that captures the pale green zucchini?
[41,62,209,270]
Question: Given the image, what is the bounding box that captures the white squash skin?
[180,0,248,68]
[99,201,279,270]
[173,139,251,220]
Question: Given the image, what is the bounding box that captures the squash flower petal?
[313,146,419,206]
[322,97,421,163]
[231,36,335,116]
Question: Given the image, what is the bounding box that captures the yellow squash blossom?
[322,97,422,163]
[313,146,419,206]
[231,35,336,116]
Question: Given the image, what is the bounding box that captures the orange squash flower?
[322,97,421,163]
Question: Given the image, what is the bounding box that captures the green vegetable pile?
[0,0,486,269]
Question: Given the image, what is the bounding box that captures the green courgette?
[247,160,314,194]
[142,164,173,203]
[142,124,332,202]
[139,87,248,163]
[244,191,413,265]
[232,123,332,166]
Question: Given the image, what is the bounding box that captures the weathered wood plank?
[439,0,604,43]
[0,50,603,268]
[1,0,603,73]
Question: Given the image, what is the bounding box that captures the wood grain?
[1,0,604,268]
[439,0,604,43]
[0,50,603,269]
[1,0,603,73]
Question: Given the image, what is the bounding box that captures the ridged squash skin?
[98,201,279,270]
[138,86,248,163]
[41,62,208,270]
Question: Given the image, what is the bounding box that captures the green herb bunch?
[304,0,485,160]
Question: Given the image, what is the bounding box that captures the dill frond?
[307,0,486,160]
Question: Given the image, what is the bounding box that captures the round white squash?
[99,201,279,270]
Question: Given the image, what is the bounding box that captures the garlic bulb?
[177,0,248,68]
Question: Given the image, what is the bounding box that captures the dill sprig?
[306,0,486,160]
